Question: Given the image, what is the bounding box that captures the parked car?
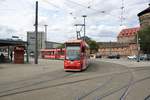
[30,52,34,57]
[146,54,150,60]
[107,54,120,59]
[128,54,150,61]
[127,55,137,60]
[116,54,120,59]
[95,53,101,58]
[139,54,146,60]
[90,54,96,59]
[140,54,150,61]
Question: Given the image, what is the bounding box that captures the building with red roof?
[98,27,139,57]
[117,27,140,43]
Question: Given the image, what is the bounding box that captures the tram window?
[66,46,80,60]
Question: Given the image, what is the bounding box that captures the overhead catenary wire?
[87,0,94,8]
[38,0,120,28]
[66,0,106,15]
[41,0,61,10]
[0,0,34,11]
[41,0,125,24]
[66,0,122,20]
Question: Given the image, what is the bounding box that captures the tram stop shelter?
[0,39,29,64]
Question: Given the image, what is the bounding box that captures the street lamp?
[137,33,140,62]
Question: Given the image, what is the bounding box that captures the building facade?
[98,27,139,57]
[138,4,150,28]
[117,27,139,43]
[45,41,62,49]
[27,31,46,54]
[27,31,62,54]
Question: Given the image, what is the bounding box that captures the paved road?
[0,59,149,100]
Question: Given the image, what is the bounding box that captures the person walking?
[0,53,5,63]
[10,51,13,62]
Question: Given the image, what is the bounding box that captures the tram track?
[0,61,107,96]
[0,62,97,97]
[4,65,143,86]
[97,68,150,100]
[0,69,72,86]
[0,61,149,99]
[145,95,150,100]
[0,67,149,98]
[0,70,129,98]
[75,68,132,100]
[75,76,114,100]
[0,63,96,92]
[119,67,150,100]
[94,74,150,100]
[74,67,150,100]
[0,71,75,95]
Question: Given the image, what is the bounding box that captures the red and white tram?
[64,39,90,71]
[41,48,65,59]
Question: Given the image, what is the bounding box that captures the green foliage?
[84,37,99,53]
[138,26,150,54]
[57,44,65,48]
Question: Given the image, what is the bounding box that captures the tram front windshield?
[66,46,80,60]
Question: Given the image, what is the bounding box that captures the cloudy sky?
[0,0,149,42]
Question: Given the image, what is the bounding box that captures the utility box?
[14,46,24,64]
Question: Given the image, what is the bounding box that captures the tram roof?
[41,48,65,52]
[65,39,89,48]
[65,39,84,43]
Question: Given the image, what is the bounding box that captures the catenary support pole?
[35,1,38,64]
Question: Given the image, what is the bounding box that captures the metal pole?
[137,32,140,62]
[41,32,42,49]
[75,24,78,39]
[8,46,10,61]
[82,15,87,41]
[35,1,38,64]
[76,31,78,39]
[110,41,112,55]
[44,25,48,42]
[26,43,29,63]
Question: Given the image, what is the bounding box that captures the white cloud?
[0,0,149,42]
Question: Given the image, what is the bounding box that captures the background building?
[27,31,46,54]
[45,41,62,49]
[98,27,139,57]
[138,4,150,28]
[117,27,139,43]
[27,31,61,54]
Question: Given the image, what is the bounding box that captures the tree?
[138,26,150,54]
[57,44,65,48]
[80,36,99,53]
[87,40,99,53]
